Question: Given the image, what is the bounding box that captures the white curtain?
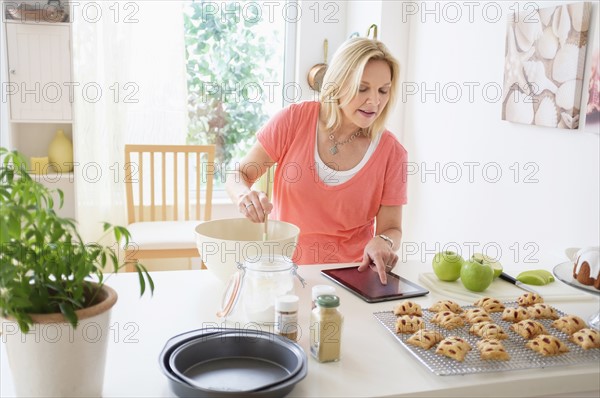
[72,1,188,241]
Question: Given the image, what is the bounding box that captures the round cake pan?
[159,328,307,398]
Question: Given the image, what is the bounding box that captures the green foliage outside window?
[184,1,282,182]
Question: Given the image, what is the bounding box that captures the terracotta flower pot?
[1,284,118,397]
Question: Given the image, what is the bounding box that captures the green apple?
[432,251,464,281]
[460,257,494,292]
[516,270,555,285]
[471,253,503,279]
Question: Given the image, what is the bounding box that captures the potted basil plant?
[0,148,154,397]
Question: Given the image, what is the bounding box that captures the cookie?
[462,308,492,324]
[526,334,569,356]
[395,315,425,334]
[476,338,511,361]
[393,301,422,316]
[511,319,548,339]
[570,328,600,350]
[431,311,464,330]
[428,300,463,314]
[517,292,544,307]
[552,315,587,335]
[435,336,472,361]
[406,329,444,350]
[501,307,529,323]
[473,297,505,313]
[469,322,509,340]
[526,303,559,320]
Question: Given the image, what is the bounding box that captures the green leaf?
[17,316,31,334]
[0,219,9,243]
[138,262,154,295]
[5,295,32,309]
[59,302,78,328]
[136,266,146,296]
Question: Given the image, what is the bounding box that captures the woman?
[226,38,407,284]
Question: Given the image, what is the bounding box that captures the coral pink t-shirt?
[257,101,408,265]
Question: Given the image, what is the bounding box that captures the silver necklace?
[328,128,363,155]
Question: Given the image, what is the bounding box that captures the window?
[183,0,288,190]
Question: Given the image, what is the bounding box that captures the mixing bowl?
[195,218,300,283]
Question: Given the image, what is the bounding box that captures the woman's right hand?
[237,190,272,223]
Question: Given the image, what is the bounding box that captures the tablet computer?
[321,266,429,303]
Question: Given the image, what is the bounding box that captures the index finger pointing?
[371,255,388,285]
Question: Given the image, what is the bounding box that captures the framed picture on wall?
[583,5,599,134]
[502,2,592,130]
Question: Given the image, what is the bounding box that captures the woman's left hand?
[357,236,399,284]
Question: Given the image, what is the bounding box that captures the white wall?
[346,0,381,38]
[379,1,411,143]
[400,1,600,267]
[295,0,347,101]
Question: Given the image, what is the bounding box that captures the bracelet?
[377,234,394,248]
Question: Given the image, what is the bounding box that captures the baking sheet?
[374,303,600,376]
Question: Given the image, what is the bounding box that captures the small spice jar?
[311,285,336,310]
[310,294,343,363]
[275,295,299,341]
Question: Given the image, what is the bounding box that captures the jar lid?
[243,254,295,272]
[275,295,299,312]
[316,294,339,308]
[312,285,336,300]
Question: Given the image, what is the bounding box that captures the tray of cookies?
[374,293,600,375]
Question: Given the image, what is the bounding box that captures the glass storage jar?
[217,255,305,325]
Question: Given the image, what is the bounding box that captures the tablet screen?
[321,266,429,303]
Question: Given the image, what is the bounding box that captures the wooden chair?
[124,144,215,271]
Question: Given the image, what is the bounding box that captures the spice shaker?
[311,285,336,309]
[275,295,299,341]
[310,294,343,363]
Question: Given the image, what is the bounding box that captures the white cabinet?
[3,21,76,219]
[6,22,72,121]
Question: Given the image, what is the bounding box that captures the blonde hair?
[319,38,400,139]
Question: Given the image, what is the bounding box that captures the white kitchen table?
[2,260,599,397]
